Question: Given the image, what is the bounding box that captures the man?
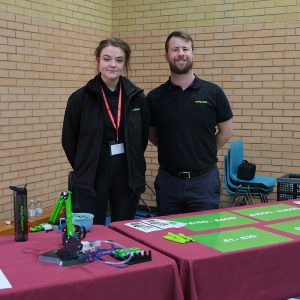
[147,31,233,216]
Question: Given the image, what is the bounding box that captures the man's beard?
[169,59,193,74]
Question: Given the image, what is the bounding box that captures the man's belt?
[162,166,215,179]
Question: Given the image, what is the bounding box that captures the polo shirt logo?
[194,99,208,104]
[132,107,140,111]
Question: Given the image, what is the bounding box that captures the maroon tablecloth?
[0,225,184,300]
[110,200,300,300]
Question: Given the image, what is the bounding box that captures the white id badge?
[109,141,125,156]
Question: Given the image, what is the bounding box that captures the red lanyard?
[100,82,122,141]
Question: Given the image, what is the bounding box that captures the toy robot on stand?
[30,191,86,242]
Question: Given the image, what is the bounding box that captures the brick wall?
[0,0,112,219]
[0,0,300,219]
[112,0,300,208]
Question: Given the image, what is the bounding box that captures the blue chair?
[223,155,251,206]
[226,150,274,197]
[227,140,276,204]
[228,140,276,189]
[224,155,273,206]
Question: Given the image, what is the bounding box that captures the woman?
[62,38,150,225]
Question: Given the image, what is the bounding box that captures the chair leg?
[246,186,253,205]
[236,185,248,206]
[231,189,247,207]
[258,194,268,203]
[231,196,238,206]
[240,196,247,206]
[259,195,264,203]
[231,190,241,206]
[263,195,268,203]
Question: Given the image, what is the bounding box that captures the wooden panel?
[0,207,63,236]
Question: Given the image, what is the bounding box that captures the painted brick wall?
[0,0,112,219]
[142,21,300,207]
[112,0,300,208]
[0,0,111,31]
[0,0,300,220]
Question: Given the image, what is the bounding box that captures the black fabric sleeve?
[216,87,233,123]
[139,92,151,152]
[61,91,82,169]
[146,92,156,127]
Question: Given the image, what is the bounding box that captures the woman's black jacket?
[62,74,150,195]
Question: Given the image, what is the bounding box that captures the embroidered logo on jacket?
[194,100,208,104]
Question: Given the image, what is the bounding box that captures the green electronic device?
[30,191,85,240]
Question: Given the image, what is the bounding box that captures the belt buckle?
[180,171,191,179]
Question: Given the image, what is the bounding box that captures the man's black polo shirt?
[147,76,233,172]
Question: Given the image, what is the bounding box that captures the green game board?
[170,211,257,231]
[192,227,292,252]
[267,219,300,236]
[233,204,300,221]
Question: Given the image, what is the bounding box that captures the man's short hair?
[165,31,194,53]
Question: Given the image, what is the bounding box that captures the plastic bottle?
[35,199,43,216]
[28,199,36,217]
[9,185,28,242]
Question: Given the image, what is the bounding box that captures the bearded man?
[147,30,233,216]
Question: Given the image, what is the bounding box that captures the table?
[0,207,63,236]
[0,225,184,300]
[110,200,300,300]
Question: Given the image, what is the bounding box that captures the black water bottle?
[10,185,28,242]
